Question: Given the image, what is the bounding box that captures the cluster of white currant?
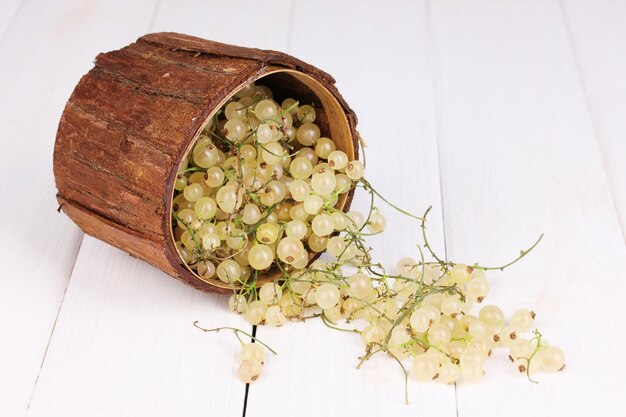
[171,81,364,285]
[179,82,564,390]
[233,254,564,386]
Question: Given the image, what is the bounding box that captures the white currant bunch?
[172,81,364,287]
[193,321,275,385]
[187,82,563,398]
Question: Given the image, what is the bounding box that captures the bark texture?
[54,32,358,293]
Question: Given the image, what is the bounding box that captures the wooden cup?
[53,32,358,293]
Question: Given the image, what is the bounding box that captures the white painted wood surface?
[27,236,249,417]
[0,1,624,416]
[429,1,626,416]
[562,0,626,239]
[0,0,22,40]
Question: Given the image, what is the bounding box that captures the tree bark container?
[53,32,358,293]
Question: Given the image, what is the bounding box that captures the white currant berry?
[245,300,267,325]
[347,273,372,299]
[248,244,274,270]
[241,343,266,363]
[367,212,386,234]
[479,305,504,329]
[238,359,263,383]
[536,346,565,372]
[315,283,340,309]
[510,308,535,333]
[258,282,283,305]
[412,354,440,381]
[438,362,461,384]
[361,324,385,346]
[228,294,247,313]
[265,305,287,327]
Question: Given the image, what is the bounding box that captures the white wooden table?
[1,1,625,416]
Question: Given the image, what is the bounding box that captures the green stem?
[320,312,361,335]
[523,329,544,384]
[420,205,447,265]
[359,179,425,222]
[387,349,410,405]
[178,166,205,174]
[172,211,202,255]
[472,233,544,271]
[193,321,277,355]
[384,244,427,346]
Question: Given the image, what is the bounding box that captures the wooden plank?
[562,0,626,239]
[247,0,454,414]
[428,0,626,415]
[26,237,250,417]
[0,0,165,415]
[27,1,294,416]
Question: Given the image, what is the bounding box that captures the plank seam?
[424,0,450,262]
[284,0,296,54]
[24,232,85,417]
[241,324,258,417]
[425,1,456,416]
[24,2,168,415]
[147,0,164,36]
[558,0,626,244]
[243,2,295,415]
[0,0,25,48]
